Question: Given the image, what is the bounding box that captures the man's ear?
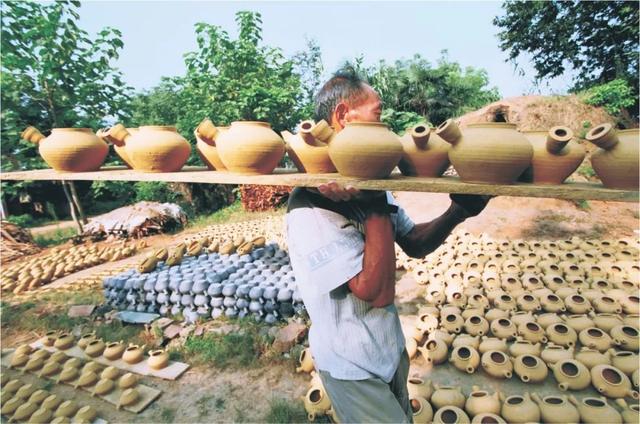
[332,102,349,131]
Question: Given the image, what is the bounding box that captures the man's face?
[331,84,382,130]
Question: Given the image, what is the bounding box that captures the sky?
[77,0,577,98]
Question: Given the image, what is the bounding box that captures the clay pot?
[429,329,455,347]
[39,360,61,377]
[575,347,611,369]
[74,405,97,423]
[550,359,591,391]
[93,378,115,396]
[82,361,102,374]
[592,313,624,332]
[570,395,622,423]
[471,413,506,424]
[442,313,464,334]
[490,318,518,340]
[479,336,508,354]
[433,406,470,424]
[541,293,566,313]
[590,364,639,399]
[147,349,169,370]
[281,126,335,174]
[418,338,448,365]
[53,333,75,350]
[398,124,450,176]
[407,377,434,400]
[616,398,639,424]
[494,294,517,312]
[118,373,138,389]
[296,348,314,373]
[15,344,34,356]
[410,396,434,424]
[531,393,580,424]
[450,346,480,374]
[101,366,119,380]
[431,385,466,410]
[465,386,501,416]
[302,386,331,421]
[546,323,577,347]
[53,400,78,418]
[84,339,106,357]
[609,350,638,375]
[485,308,510,323]
[481,350,513,379]
[586,124,639,189]
[9,352,29,368]
[577,327,613,352]
[499,392,540,424]
[11,400,38,422]
[102,124,191,172]
[21,127,108,172]
[516,294,541,312]
[452,334,480,350]
[521,127,584,184]
[28,389,49,404]
[42,394,62,411]
[610,325,639,351]
[57,367,79,383]
[122,344,145,364]
[301,119,403,178]
[593,296,623,314]
[41,330,59,347]
[619,295,640,315]
[513,354,548,383]
[561,314,595,333]
[195,120,228,171]
[623,314,639,329]
[77,332,97,349]
[517,321,548,344]
[509,338,541,357]
[75,370,98,388]
[103,341,126,360]
[436,120,532,184]
[117,388,140,410]
[62,357,82,370]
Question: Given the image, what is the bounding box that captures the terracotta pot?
[513,354,548,383]
[410,396,434,424]
[53,400,78,418]
[194,120,228,171]
[509,338,541,357]
[520,127,584,184]
[586,124,639,189]
[450,346,480,374]
[610,325,640,351]
[433,406,470,424]
[623,314,640,329]
[546,323,577,347]
[550,359,591,391]
[634,369,639,389]
[442,312,465,334]
[11,401,38,422]
[76,333,97,350]
[467,294,490,311]
[82,361,102,374]
[296,348,315,373]
[84,339,106,357]
[39,360,61,377]
[98,127,137,168]
[303,386,331,421]
[42,394,62,411]
[541,293,566,313]
[494,294,517,312]
[21,127,108,172]
[517,321,548,344]
[462,315,489,337]
[398,124,450,176]
[490,318,518,340]
[591,313,624,332]
[282,124,336,174]
[429,329,455,347]
[575,347,611,369]
[479,336,508,354]
[577,327,613,352]
[117,388,140,410]
[418,338,448,364]
[590,364,639,399]
[516,294,541,312]
[75,370,98,388]
[103,341,126,360]
[122,344,145,364]
[536,312,564,329]
[481,350,513,379]
[561,314,594,333]
[431,385,466,410]
[436,120,532,184]
[101,366,119,380]
[147,349,169,370]
[570,395,622,423]
[407,377,434,400]
[74,406,97,422]
[118,373,138,389]
[102,124,191,172]
[53,333,75,350]
[616,398,639,424]
[619,295,640,315]
[301,119,403,178]
[465,386,501,416]
[499,392,540,424]
[531,393,579,424]
[452,334,480,350]
[93,378,115,397]
[41,330,59,347]
[609,350,638,376]
[471,413,506,424]
[593,296,623,314]
[9,352,29,369]
[57,367,79,383]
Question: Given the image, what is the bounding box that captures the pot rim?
[139,125,177,131]
[51,128,93,132]
[345,121,390,128]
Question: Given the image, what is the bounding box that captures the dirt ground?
[2,194,638,423]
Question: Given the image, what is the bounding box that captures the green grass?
[187,200,286,230]
[263,398,308,423]
[183,330,258,367]
[159,407,176,423]
[577,163,597,179]
[33,227,77,247]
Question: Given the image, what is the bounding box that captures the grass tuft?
[264,398,308,423]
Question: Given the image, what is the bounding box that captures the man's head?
[314,66,382,132]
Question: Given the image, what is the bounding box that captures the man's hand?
[449,193,493,219]
[318,181,360,202]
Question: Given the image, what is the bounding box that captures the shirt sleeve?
[286,207,364,296]
[386,192,415,239]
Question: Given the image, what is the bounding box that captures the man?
[286,67,490,423]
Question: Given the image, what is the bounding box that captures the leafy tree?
[583,79,636,116]
[494,0,639,117]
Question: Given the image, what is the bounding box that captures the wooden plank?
[1,166,638,202]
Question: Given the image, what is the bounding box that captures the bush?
[134,182,180,203]
[583,79,636,116]
[6,213,35,228]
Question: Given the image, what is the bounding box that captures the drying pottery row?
[21,121,639,190]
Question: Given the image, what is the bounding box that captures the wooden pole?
[68,181,87,224]
[61,181,83,233]
[0,195,7,219]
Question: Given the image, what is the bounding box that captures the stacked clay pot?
[21,127,109,172]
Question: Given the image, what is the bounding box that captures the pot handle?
[195,118,218,146]
[299,120,332,147]
[21,126,46,144]
[530,392,542,405]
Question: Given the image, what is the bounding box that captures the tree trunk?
[0,195,8,219]
[61,181,83,233]
[68,181,87,224]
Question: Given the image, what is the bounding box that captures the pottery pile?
[1,375,102,423]
[0,241,141,295]
[401,230,639,403]
[103,239,302,324]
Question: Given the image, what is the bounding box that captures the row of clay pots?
[20,121,639,189]
[1,377,100,424]
[407,379,639,424]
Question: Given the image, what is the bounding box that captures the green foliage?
[582,79,636,116]
[183,329,259,367]
[0,0,132,173]
[133,182,180,203]
[90,181,132,201]
[5,213,36,228]
[264,398,308,423]
[366,52,500,125]
[381,109,426,134]
[494,1,639,117]
[33,227,77,247]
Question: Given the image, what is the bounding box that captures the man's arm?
[347,214,396,307]
[397,194,492,258]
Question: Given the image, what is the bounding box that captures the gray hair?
[314,65,369,124]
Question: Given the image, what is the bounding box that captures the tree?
[365,53,500,129]
[494,1,639,113]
